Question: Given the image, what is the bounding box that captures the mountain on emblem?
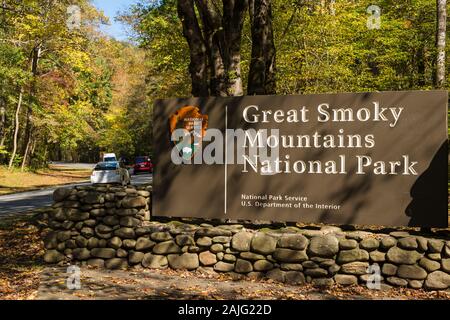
[169,106,208,161]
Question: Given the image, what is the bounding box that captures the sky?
[92,0,137,41]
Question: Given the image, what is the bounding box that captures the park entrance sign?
[153,91,448,228]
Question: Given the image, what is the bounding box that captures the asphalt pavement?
[0,173,152,215]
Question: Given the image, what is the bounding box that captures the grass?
[0,165,91,195]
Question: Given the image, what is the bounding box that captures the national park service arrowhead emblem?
[169,106,208,161]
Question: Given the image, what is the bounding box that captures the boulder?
[387,276,408,287]
[128,251,145,264]
[359,238,379,251]
[266,268,285,283]
[151,232,172,242]
[240,252,266,261]
[72,248,91,260]
[142,253,168,268]
[250,233,277,255]
[442,259,450,273]
[231,231,253,251]
[304,268,328,277]
[114,227,136,239]
[119,217,140,227]
[107,237,122,249]
[196,237,212,247]
[199,251,217,266]
[419,257,441,272]
[334,274,358,286]
[91,248,116,259]
[175,235,195,246]
[277,234,308,250]
[339,239,358,250]
[340,262,369,275]
[167,253,199,270]
[82,192,104,204]
[428,239,444,253]
[397,264,428,280]
[234,259,253,273]
[87,258,105,268]
[285,271,306,285]
[424,271,450,290]
[102,216,120,226]
[380,237,397,250]
[53,188,72,202]
[121,196,147,208]
[386,247,422,265]
[336,249,369,264]
[308,235,339,257]
[273,248,308,263]
[135,237,156,251]
[381,263,398,276]
[105,258,128,270]
[44,250,65,263]
[214,261,235,272]
[152,240,181,254]
[398,237,418,250]
[254,260,274,272]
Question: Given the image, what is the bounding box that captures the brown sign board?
[153,91,448,228]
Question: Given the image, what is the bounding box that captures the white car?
[90,161,131,186]
[103,153,117,162]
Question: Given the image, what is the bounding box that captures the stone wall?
[42,185,450,291]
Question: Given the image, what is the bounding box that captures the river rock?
[254,260,274,271]
[128,251,145,264]
[231,231,253,251]
[386,247,422,265]
[339,239,358,250]
[153,240,181,254]
[334,274,358,286]
[336,249,369,264]
[167,253,199,270]
[235,259,253,273]
[44,250,65,263]
[308,235,339,257]
[214,261,235,272]
[340,262,369,275]
[397,237,418,250]
[359,238,379,251]
[105,258,128,270]
[273,248,308,263]
[251,233,277,255]
[114,227,135,239]
[424,271,450,290]
[199,251,217,266]
[277,234,308,250]
[121,196,147,208]
[397,264,427,280]
[419,257,441,272]
[91,248,116,259]
[142,253,168,268]
[135,237,155,251]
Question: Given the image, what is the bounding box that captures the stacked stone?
[42,186,450,291]
[43,184,151,269]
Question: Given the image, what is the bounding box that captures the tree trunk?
[21,45,40,170]
[8,88,23,170]
[223,0,248,96]
[194,0,228,96]
[177,0,210,97]
[435,0,446,88]
[248,0,276,95]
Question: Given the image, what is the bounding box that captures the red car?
[133,156,153,174]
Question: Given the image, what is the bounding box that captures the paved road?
[0,173,152,215]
